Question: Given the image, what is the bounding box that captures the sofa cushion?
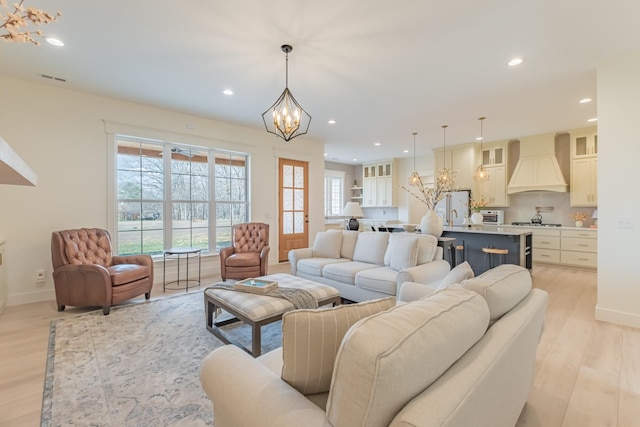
[281,297,396,395]
[383,234,419,270]
[297,258,350,277]
[415,234,438,264]
[340,230,359,260]
[352,232,389,265]
[312,231,343,259]
[323,261,378,285]
[436,261,475,290]
[326,287,490,427]
[460,264,532,322]
[355,267,399,296]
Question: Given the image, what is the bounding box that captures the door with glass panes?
[278,158,309,261]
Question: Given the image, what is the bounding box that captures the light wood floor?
[0,263,638,426]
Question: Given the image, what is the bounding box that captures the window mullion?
[163,147,172,250]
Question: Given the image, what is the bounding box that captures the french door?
[278,158,309,261]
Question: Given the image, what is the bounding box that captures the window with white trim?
[324,170,345,216]
[115,136,248,255]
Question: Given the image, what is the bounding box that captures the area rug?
[41,291,283,426]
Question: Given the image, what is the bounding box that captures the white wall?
[0,75,324,306]
[595,51,640,328]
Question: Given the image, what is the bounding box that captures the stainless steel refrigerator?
[435,190,471,226]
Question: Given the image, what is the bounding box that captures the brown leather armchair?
[220,222,270,281]
[51,228,154,315]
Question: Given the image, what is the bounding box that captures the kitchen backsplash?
[506,192,597,227]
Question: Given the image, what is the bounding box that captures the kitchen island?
[442,226,533,275]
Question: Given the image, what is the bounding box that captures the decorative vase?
[471,211,484,225]
[420,210,443,237]
[575,220,583,227]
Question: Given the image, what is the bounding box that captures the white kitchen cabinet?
[570,157,597,206]
[571,128,597,158]
[560,229,597,268]
[362,159,397,207]
[532,229,561,264]
[481,142,506,166]
[434,143,476,190]
[350,186,363,203]
[475,165,508,207]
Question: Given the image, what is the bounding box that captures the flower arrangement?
[0,0,61,45]
[571,212,589,221]
[468,195,493,211]
[400,172,453,211]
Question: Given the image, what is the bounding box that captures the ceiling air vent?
[40,74,66,82]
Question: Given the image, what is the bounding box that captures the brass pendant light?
[409,132,420,186]
[474,117,490,182]
[437,124,456,185]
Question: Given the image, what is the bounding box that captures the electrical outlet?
[617,217,635,229]
[36,269,46,282]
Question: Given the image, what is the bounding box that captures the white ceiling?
[1,0,639,164]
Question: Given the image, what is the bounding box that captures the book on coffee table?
[233,278,278,294]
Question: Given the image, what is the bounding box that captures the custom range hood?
[507,133,567,194]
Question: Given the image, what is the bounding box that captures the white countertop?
[442,226,533,236]
[484,224,598,232]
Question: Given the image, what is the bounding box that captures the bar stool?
[482,247,509,270]
[454,241,465,267]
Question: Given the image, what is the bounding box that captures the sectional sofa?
[200,264,548,427]
[288,230,451,302]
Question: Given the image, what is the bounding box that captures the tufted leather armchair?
[51,228,154,315]
[220,222,270,281]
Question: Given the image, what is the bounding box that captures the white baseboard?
[7,288,56,307]
[595,305,640,329]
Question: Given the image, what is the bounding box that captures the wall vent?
[40,74,66,82]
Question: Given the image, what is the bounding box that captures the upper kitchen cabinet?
[362,159,397,207]
[476,140,509,207]
[434,143,476,190]
[571,127,597,158]
[570,127,598,207]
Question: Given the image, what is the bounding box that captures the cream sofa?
[288,230,451,302]
[200,264,549,427]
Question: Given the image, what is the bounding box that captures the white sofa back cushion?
[415,234,438,264]
[352,232,389,265]
[281,297,396,395]
[312,231,343,259]
[460,264,532,322]
[326,287,490,427]
[383,234,419,271]
[340,230,359,259]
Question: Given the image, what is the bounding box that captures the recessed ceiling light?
[508,58,523,66]
[403,149,409,153]
[579,98,592,104]
[587,118,598,122]
[328,120,336,124]
[374,142,381,146]
[324,153,328,156]
[46,37,64,47]
[222,89,234,95]
[476,137,483,141]
[353,158,358,162]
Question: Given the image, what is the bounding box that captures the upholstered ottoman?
[204,273,340,357]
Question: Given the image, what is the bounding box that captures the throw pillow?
[435,261,475,290]
[384,234,419,271]
[352,232,389,265]
[312,231,343,259]
[281,296,396,395]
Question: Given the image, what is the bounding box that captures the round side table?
[163,247,202,292]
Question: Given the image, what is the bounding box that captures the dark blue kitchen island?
[442,226,533,275]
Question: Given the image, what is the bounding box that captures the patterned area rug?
[41,291,283,426]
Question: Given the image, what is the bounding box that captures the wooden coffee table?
[204,273,340,357]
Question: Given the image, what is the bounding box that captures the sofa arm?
[397,259,450,287]
[287,247,313,275]
[200,345,328,427]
